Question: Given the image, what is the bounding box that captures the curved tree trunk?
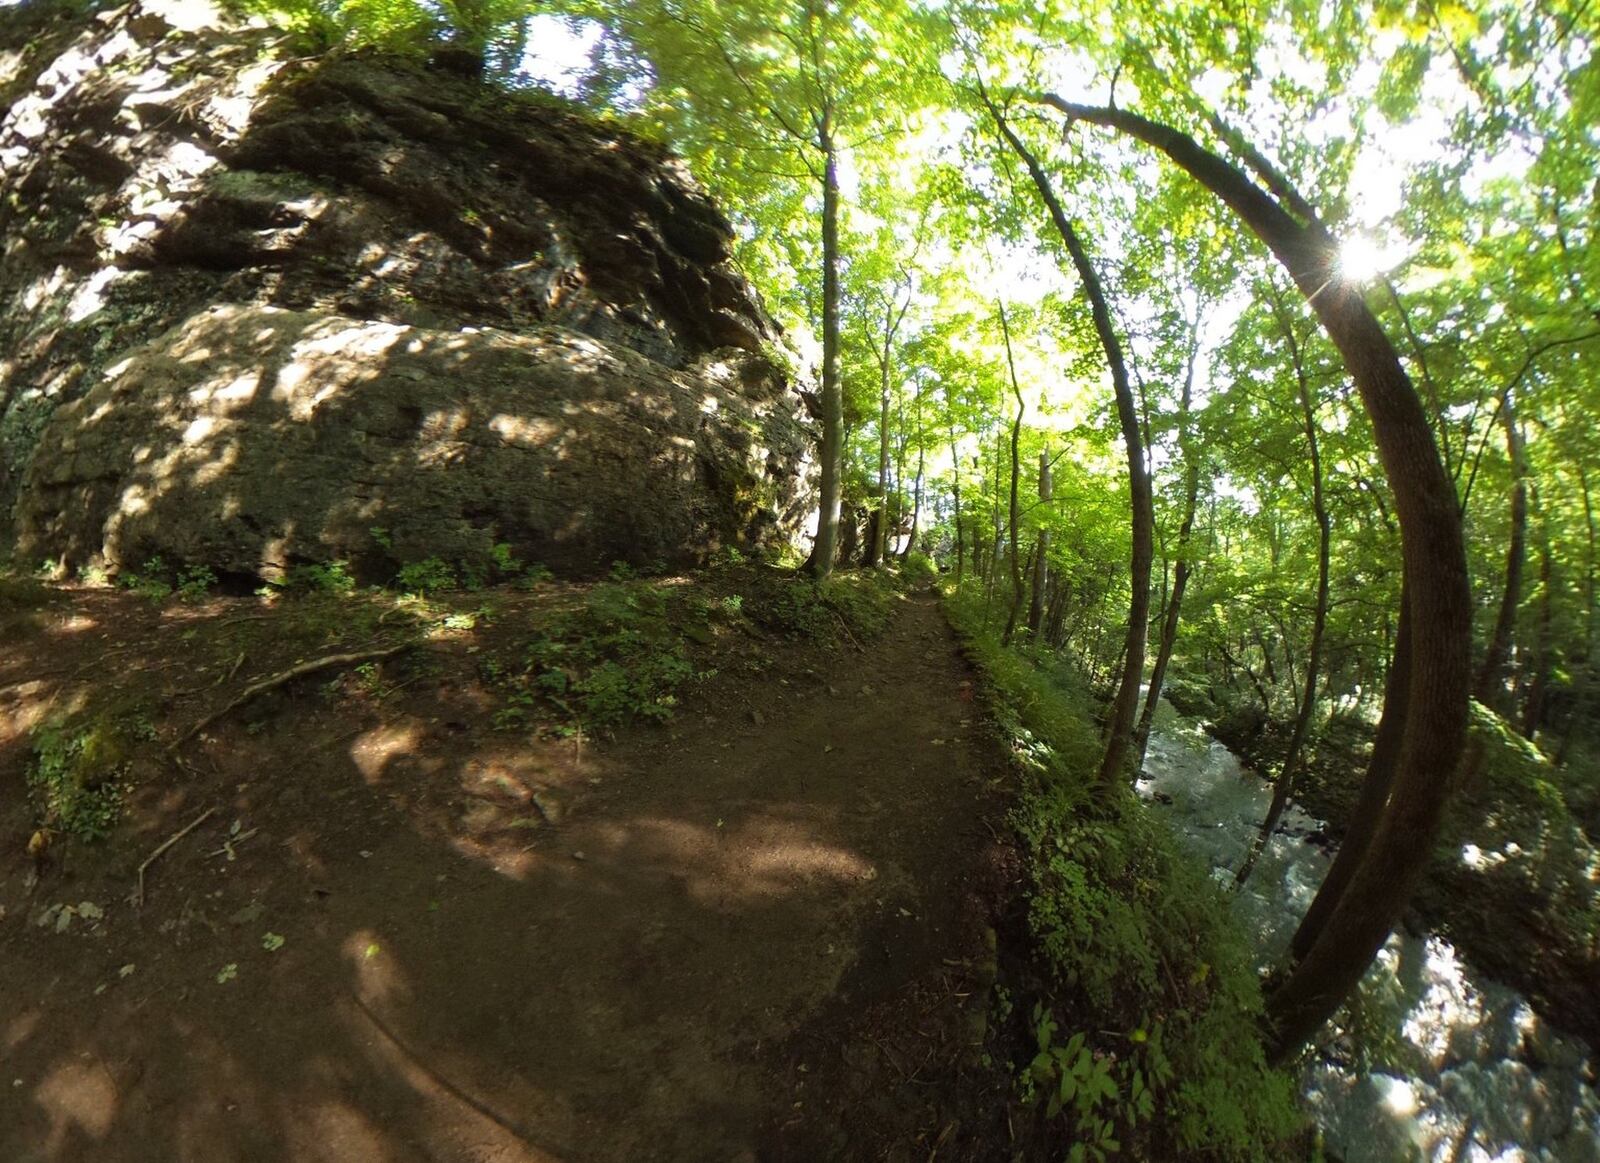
[1290,582,1412,960]
[1035,96,1472,1060]
[984,95,1152,785]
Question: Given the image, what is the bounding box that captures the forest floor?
[0,573,1018,1162]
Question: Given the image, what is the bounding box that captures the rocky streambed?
[1138,703,1600,1163]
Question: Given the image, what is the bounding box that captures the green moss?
[28,711,156,841]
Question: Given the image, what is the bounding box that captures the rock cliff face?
[0,0,814,578]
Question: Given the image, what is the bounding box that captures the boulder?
[0,0,815,574]
[14,305,812,578]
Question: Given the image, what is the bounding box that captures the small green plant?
[440,608,484,631]
[607,560,636,582]
[175,565,217,602]
[1022,1005,1136,1161]
[490,542,519,573]
[901,550,939,585]
[489,579,698,733]
[517,561,554,588]
[119,557,171,601]
[395,557,456,595]
[369,526,394,552]
[27,715,143,840]
[286,560,356,594]
[352,661,384,697]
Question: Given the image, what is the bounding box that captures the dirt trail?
[0,588,1009,1162]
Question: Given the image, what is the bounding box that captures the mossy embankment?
[941,586,1307,1162]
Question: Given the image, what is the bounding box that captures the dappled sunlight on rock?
[18,305,811,579]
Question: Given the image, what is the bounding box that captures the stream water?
[1138,702,1600,1163]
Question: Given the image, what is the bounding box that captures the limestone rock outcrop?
[0,0,814,577]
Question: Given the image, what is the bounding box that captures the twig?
[171,650,246,697]
[204,827,259,858]
[135,807,215,907]
[868,1035,909,1080]
[170,644,413,750]
[831,609,863,652]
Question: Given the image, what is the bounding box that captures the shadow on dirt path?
[1,586,1012,1162]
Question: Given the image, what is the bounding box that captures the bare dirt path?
[1,587,1010,1162]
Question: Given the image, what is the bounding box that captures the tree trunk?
[949,422,965,584]
[1237,309,1332,888]
[985,95,1152,785]
[985,427,1004,620]
[1290,582,1412,960]
[1473,392,1527,710]
[999,302,1027,646]
[868,313,892,567]
[808,117,843,581]
[1135,329,1202,765]
[1028,446,1053,635]
[1046,575,1070,647]
[1522,498,1553,740]
[1034,97,1471,1060]
[903,383,926,559]
[1555,461,1597,767]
